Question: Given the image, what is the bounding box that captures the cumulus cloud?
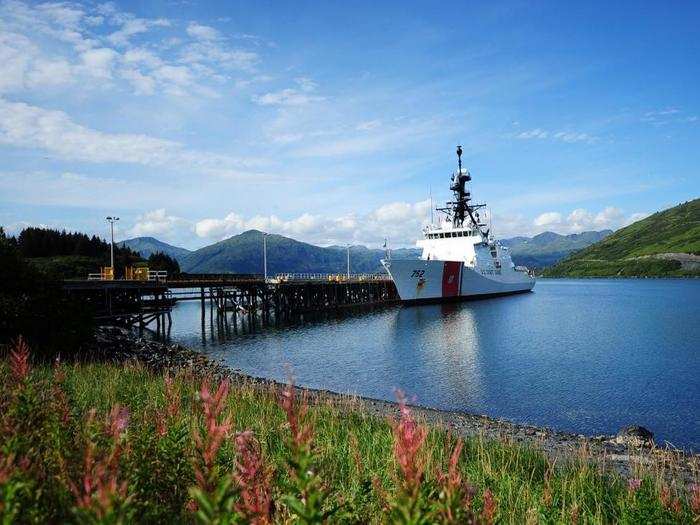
[531,207,649,234]
[127,209,189,239]
[186,22,221,41]
[533,211,562,227]
[192,199,432,246]
[107,17,170,47]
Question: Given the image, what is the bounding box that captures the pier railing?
[274,273,390,283]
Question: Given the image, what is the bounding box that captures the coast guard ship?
[382,146,535,303]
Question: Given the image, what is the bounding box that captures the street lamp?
[263,232,268,281]
[106,216,119,269]
[346,244,350,280]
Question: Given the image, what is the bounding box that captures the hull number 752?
[411,270,425,278]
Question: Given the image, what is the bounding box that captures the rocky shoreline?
[94,326,699,483]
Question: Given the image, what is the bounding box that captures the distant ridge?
[543,198,700,277]
[120,228,613,274]
[119,237,192,260]
[501,230,613,269]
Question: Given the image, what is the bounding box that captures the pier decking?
[64,274,399,334]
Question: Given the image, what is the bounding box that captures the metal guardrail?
[274,273,390,283]
[86,269,168,282]
[148,270,168,282]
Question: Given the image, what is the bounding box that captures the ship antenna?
[457,145,463,173]
[429,185,434,225]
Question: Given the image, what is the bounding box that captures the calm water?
[168,279,700,450]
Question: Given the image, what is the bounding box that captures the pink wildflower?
[70,406,130,518]
[391,390,427,492]
[52,358,71,425]
[279,381,313,450]
[155,375,181,436]
[481,488,497,524]
[234,430,272,524]
[0,453,15,484]
[9,336,30,382]
[193,378,232,490]
[628,478,642,493]
[690,483,700,515]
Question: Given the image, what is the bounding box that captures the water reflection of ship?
[386,304,486,407]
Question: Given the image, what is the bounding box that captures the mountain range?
[120,229,613,275]
[543,198,700,277]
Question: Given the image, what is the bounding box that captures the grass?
[544,198,700,278]
[1,341,699,523]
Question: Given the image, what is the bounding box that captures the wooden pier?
[64,274,399,335]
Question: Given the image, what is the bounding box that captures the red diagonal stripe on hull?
[442,261,461,297]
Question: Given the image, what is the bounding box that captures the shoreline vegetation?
[543,199,700,278]
[2,329,698,523]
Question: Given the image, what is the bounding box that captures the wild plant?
[278,381,333,523]
[188,378,242,524]
[387,390,430,524]
[69,404,133,523]
[434,438,476,523]
[9,335,30,383]
[155,374,182,437]
[234,430,272,523]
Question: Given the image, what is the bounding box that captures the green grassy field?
[1,344,698,523]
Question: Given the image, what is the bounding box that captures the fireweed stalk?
[189,377,240,523]
[234,430,272,524]
[69,404,131,522]
[278,381,333,523]
[388,390,430,524]
[435,438,477,523]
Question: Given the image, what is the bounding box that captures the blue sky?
[1,0,698,248]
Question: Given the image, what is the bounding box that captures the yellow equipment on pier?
[125,266,150,281]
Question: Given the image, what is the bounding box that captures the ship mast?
[436,146,488,236]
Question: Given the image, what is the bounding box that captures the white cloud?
[127,209,189,238]
[193,199,432,246]
[0,1,259,98]
[252,77,323,106]
[516,128,597,144]
[533,211,562,227]
[80,47,118,78]
[356,119,381,131]
[517,128,548,139]
[106,13,170,47]
[186,22,221,41]
[0,98,266,176]
[530,207,648,234]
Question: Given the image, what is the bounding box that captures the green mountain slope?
[543,199,700,277]
[501,230,612,268]
[120,237,191,260]
[180,230,403,274]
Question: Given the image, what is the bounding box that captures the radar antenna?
[435,146,489,237]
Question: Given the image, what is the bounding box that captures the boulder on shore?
[614,425,654,447]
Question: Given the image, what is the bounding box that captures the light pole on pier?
[263,232,268,281]
[106,216,119,268]
[346,244,350,280]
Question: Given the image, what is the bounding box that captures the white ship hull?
[383,259,535,303]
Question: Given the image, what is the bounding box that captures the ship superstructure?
[382,147,535,303]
